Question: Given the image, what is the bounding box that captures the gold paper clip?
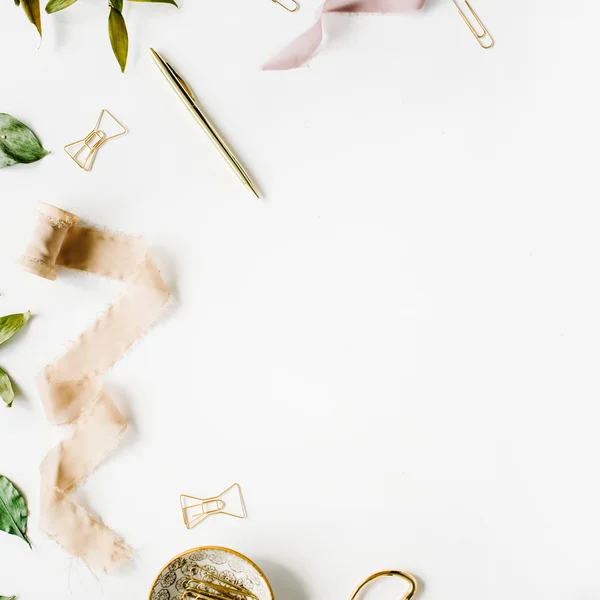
[183,569,260,600]
[64,109,127,171]
[180,483,246,529]
[452,0,494,49]
[184,564,260,599]
[272,0,299,13]
[349,571,418,600]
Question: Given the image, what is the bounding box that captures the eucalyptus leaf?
[108,7,128,73]
[0,312,31,346]
[0,475,31,548]
[20,0,42,36]
[128,0,178,5]
[45,0,78,13]
[0,115,48,169]
[0,367,15,408]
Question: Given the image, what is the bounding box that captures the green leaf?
[21,0,42,36]
[0,596,16,600]
[110,0,123,11]
[45,0,78,14]
[0,367,15,408]
[14,0,20,6]
[108,7,128,73]
[0,475,30,548]
[0,312,31,346]
[128,0,178,6]
[0,115,48,169]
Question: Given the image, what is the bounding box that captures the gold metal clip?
[452,0,494,49]
[183,569,260,600]
[64,109,127,171]
[180,483,246,529]
[182,565,260,600]
[349,570,418,600]
[272,0,299,13]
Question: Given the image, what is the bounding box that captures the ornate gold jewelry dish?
[149,547,274,600]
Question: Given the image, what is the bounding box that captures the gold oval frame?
[349,570,417,600]
[148,546,275,600]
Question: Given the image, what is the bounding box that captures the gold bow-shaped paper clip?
[64,109,126,171]
[180,483,247,529]
[349,570,418,600]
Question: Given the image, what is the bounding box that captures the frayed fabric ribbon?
[263,0,426,71]
[18,202,170,574]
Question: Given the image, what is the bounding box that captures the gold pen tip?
[149,48,162,63]
[246,181,260,199]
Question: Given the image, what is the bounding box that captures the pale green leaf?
[0,115,48,168]
[0,367,15,408]
[0,475,30,548]
[21,0,42,36]
[0,312,31,346]
[108,7,128,73]
[45,0,78,14]
[0,595,16,600]
[128,0,178,6]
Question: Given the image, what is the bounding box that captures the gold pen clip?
[452,0,494,49]
[272,0,299,12]
[180,483,247,529]
[64,109,127,172]
[165,62,198,103]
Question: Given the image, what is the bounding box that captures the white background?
[0,1,598,598]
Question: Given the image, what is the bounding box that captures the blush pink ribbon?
[263,0,427,71]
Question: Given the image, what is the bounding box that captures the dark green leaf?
[110,0,123,11]
[45,0,78,14]
[0,367,15,408]
[108,7,128,73]
[128,0,178,6]
[14,0,20,6]
[21,0,42,36]
[0,475,30,548]
[0,115,48,168]
[0,312,31,346]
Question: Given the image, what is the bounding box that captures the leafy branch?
[13,0,178,72]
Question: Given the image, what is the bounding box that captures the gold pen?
[150,48,260,199]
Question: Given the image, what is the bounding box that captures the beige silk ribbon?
[18,202,171,573]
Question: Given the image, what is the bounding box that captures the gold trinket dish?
[149,547,274,600]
